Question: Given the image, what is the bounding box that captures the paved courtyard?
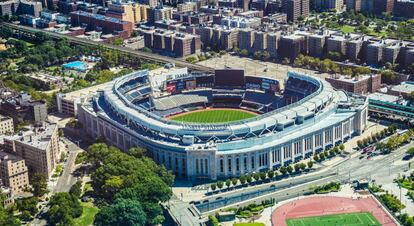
[196,54,331,89]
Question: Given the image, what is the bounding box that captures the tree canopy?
[83,143,174,226]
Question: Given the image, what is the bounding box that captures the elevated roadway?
[2,22,214,73]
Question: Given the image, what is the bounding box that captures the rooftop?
[391,81,414,94]
[4,122,57,150]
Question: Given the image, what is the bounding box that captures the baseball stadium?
[78,68,368,179]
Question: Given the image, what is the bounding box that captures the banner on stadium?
[166,82,177,93]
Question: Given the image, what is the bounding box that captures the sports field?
[169,109,257,123]
[286,212,381,226]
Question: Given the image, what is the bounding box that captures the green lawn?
[341,25,355,33]
[233,223,265,226]
[286,212,380,226]
[170,109,256,123]
[73,202,99,226]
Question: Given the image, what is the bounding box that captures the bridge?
[2,22,215,73]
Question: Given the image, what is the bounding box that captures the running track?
[271,196,397,226]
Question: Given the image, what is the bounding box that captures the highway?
[1,22,214,73]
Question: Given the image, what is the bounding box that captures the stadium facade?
[78,68,368,179]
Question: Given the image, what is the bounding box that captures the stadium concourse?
[272,196,397,226]
[78,67,369,180]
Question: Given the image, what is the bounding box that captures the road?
[2,22,214,73]
[54,144,79,193]
[195,141,414,215]
[30,138,81,226]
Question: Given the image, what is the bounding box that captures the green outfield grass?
[286,212,381,226]
[170,109,257,123]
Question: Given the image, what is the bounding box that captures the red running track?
[271,196,397,226]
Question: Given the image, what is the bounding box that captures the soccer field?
[170,109,257,123]
[286,212,381,226]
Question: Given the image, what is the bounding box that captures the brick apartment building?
[70,10,133,38]
[325,74,381,94]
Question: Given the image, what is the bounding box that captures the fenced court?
[286,212,380,226]
[272,196,397,226]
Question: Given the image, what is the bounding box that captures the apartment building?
[177,2,197,12]
[0,93,47,124]
[283,0,309,22]
[308,33,326,58]
[325,74,381,94]
[147,4,173,24]
[278,33,307,61]
[266,32,281,57]
[0,0,42,17]
[106,1,148,24]
[0,115,14,135]
[198,25,239,50]
[313,0,344,12]
[143,28,201,57]
[3,122,60,179]
[0,152,29,195]
[70,11,134,38]
[394,0,414,18]
[346,0,361,11]
[238,28,255,53]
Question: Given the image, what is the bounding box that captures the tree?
[47,192,82,225]
[280,166,288,175]
[294,164,301,172]
[210,184,216,191]
[300,163,306,171]
[267,170,275,179]
[240,49,249,57]
[307,161,314,169]
[69,181,82,198]
[128,147,147,158]
[380,70,398,84]
[357,140,363,148]
[31,173,48,197]
[246,175,253,183]
[319,152,325,159]
[260,172,267,181]
[95,198,147,226]
[313,155,320,162]
[287,165,293,174]
[240,175,247,185]
[112,38,124,46]
[217,181,224,189]
[17,197,39,216]
[339,144,345,151]
[225,179,231,188]
[231,178,238,186]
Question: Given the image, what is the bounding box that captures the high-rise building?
[278,33,307,61]
[283,0,309,22]
[313,0,343,12]
[146,4,173,24]
[394,0,414,18]
[238,28,255,52]
[346,0,361,11]
[3,123,60,179]
[106,1,148,24]
[266,32,280,57]
[0,115,14,135]
[0,152,29,195]
[308,33,326,58]
[18,0,42,17]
